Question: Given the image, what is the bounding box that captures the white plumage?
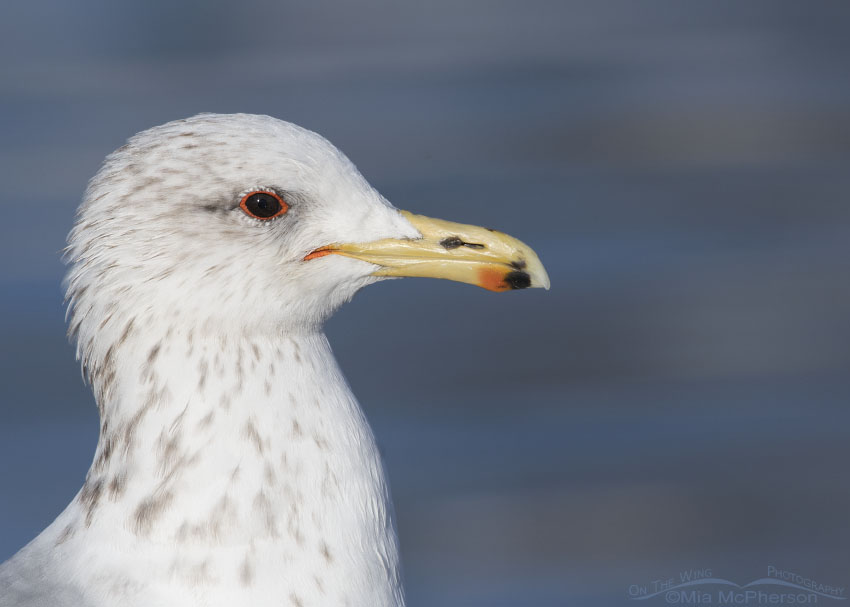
[0,113,548,607]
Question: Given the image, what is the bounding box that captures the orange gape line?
[477,268,510,292]
[304,247,337,261]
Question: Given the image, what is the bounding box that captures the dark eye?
[240,191,289,220]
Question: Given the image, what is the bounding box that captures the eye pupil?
[241,191,287,219]
[249,194,278,216]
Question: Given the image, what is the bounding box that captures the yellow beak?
[305,211,550,292]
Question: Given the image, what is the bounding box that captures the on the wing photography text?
[628,566,845,605]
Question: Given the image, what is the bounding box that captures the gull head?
[0,113,552,607]
[65,113,549,359]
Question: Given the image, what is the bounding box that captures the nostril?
[440,236,485,250]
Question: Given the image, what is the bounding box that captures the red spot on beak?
[477,268,510,292]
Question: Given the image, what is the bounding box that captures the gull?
[0,113,549,607]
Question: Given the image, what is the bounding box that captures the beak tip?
[527,260,550,291]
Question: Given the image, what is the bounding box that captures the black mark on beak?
[504,271,532,290]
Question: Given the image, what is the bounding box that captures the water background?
[1,2,849,605]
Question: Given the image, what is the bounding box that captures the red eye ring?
[239,190,289,220]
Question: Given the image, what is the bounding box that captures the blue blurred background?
[1,1,849,605]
